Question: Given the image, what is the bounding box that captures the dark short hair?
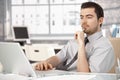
[81,2,104,27]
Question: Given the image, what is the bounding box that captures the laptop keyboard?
[35,70,73,78]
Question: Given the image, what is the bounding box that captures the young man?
[35,2,115,73]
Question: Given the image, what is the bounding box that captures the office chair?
[109,38,120,73]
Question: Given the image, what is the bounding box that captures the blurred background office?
[0,0,120,44]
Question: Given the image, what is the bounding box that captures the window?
[10,0,88,40]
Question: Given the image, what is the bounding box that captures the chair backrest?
[109,38,120,73]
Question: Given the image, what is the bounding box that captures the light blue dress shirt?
[56,31,115,73]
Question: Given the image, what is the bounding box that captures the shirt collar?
[87,31,103,43]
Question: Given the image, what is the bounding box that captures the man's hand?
[75,31,84,45]
[35,61,53,71]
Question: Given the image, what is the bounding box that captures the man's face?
[80,8,103,36]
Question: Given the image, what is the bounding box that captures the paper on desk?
[36,74,96,80]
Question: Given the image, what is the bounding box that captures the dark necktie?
[84,37,89,45]
[63,37,89,70]
[56,37,89,71]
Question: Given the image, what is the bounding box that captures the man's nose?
[81,18,87,24]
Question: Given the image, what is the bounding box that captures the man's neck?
[87,30,101,37]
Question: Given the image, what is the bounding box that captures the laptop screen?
[0,42,36,77]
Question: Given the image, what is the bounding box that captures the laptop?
[0,42,69,77]
[0,42,37,77]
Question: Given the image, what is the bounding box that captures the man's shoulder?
[95,37,113,48]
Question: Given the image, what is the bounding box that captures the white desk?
[0,71,119,80]
[35,70,119,80]
[0,73,32,80]
[38,73,118,80]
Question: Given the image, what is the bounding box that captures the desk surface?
[35,70,119,80]
[39,74,118,80]
[0,70,119,80]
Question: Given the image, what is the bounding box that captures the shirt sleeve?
[56,41,70,63]
[89,43,115,73]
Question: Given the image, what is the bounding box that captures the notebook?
[0,42,37,77]
[0,42,69,77]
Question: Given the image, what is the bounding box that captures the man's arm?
[46,56,61,67]
[77,42,90,72]
[75,31,90,72]
[35,56,60,71]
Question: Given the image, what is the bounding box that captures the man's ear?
[99,17,104,25]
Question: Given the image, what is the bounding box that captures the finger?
[75,34,78,39]
[74,32,79,39]
[35,64,40,70]
[43,63,48,70]
[40,64,44,70]
[48,63,53,70]
[35,65,38,70]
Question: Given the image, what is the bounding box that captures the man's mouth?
[82,28,85,31]
[82,25,89,31]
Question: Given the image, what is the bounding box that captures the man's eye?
[87,16,93,19]
[80,17,83,19]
